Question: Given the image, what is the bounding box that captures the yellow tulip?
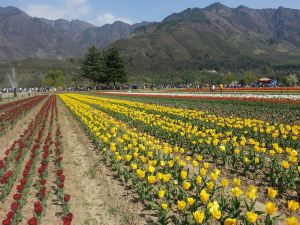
[159,160,165,167]
[158,189,165,198]
[246,186,257,201]
[131,163,137,170]
[207,181,214,191]
[267,187,278,199]
[265,202,277,215]
[210,172,218,181]
[221,178,229,187]
[285,217,299,225]
[167,160,174,168]
[232,187,243,198]
[196,176,202,185]
[136,169,145,179]
[282,160,290,169]
[199,189,210,203]
[203,162,210,169]
[246,211,258,224]
[156,172,163,180]
[219,145,226,152]
[224,218,237,225]
[161,203,168,210]
[192,160,199,167]
[233,178,241,187]
[162,173,171,183]
[177,200,186,211]
[199,168,207,176]
[187,197,195,206]
[148,165,155,173]
[147,175,156,184]
[181,170,188,179]
[234,148,240,154]
[193,211,205,224]
[125,154,132,161]
[183,181,191,190]
[211,210,222,220]
[288,200,299,212]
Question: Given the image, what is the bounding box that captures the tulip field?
[0,93,299,225]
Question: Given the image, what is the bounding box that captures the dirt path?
[56,97,152,225]
[0,97,47,153]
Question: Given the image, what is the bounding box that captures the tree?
[81,46,106,84]
[286,74,298,86]
[104,47,127,87]
[223,73,236,84]
[44,69,65,87]
[242,70,258,84]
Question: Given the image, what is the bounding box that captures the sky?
[1,0,300,26]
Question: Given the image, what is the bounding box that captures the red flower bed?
[0,95,47,135]
[0,95,45,112]
[1,96,73,225]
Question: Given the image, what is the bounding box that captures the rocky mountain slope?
[113,3,300,72]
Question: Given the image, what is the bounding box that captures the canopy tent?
[258,77,271,82]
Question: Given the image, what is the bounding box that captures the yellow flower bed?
[60,93,300,225]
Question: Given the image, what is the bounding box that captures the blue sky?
[1,0,300,26]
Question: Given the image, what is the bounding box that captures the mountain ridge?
[112,3,300,72]
[0,4,299,73]
[0,6,151,60]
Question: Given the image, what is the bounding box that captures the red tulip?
[59,182,64,189]
[38,167,44,174]
[2,218,11,225]
[13,194,21,201]
[40,179,46,185]
[34,202,43,214]
[6,211,14,220]
[27,217,37,225]
[39,189,46,199]
[11,202,19,211]
[63,213,73,225]
[16,184,24,193]
[57,169,64,176]
[0,160,4,169]
[20,178,27,185]
[64,194,71,202]
[60,175,65,182]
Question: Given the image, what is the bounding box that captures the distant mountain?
[0,7,83,59]
[0,6,150,60]
[0,4,300,73]
[78,21,152,49]
[113,3,300,72]
[39,18,95,38]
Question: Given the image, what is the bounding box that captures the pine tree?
[104,47,127,87]
[81,46,106,84]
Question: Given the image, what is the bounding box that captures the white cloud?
[23,1,90,20]
[63,0,87,6]
[95,13,134,26]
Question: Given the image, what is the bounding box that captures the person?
[212,84,216,92]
